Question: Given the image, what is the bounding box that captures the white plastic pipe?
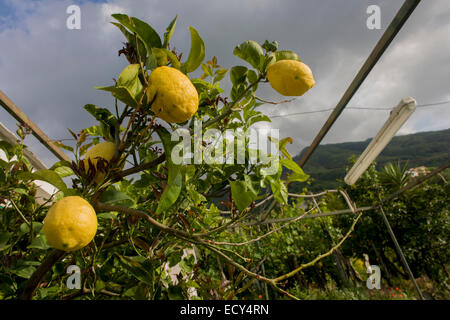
[344,97,416,185]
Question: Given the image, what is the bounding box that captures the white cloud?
[0,0,449,167]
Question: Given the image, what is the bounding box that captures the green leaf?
[19,222,42,234]
[95,64,143,109]
[201,63,213,77]
[181,26,205,73]
[83,125,103,137]
[115,254,154,286]
[165,49,181,69]
[116,64,144,99]
[230,175,258,211]
[213,69,228,83]
[265,51,302,70]
[154,126,184,215]
[288,171,310,183]
[0,141,14,159]
[274,50,301,62]
[267,176,288,204]
[131,16,162,49]
[279,137,293,160]
[49,160,72,171]
[187,185,206,206]
[100,188,133,205]
[18,169,68,193]
[54,166,74,178]
[268,136,293,160]
[156,162,183,214]
[94,86,137,108]
[11,266,36,279]
[233,40,264,70]
[168,251,183,267]
[0,232,12,251]
[163,15,178,48]
[155,126,180,160]
[53,141,74,153]
[168,285,184,300]
[247,69,258,84]
[151,47,168,66]
[280,158,302,174]
[247,115,271,127]
[83,104,118,140]
[230,66,248,86]
[97,211,118,220]
[280,158,309,182]
[111,22,147,63]
[28,231,51,250]
[262,40,278,52]
[112,14,162,51]
[191,78,212,94]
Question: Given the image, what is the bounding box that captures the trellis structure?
[242,161,449,299]
[1,0,448,301]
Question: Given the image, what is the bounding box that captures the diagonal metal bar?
[298,0,422,167]
[377,203,425,300]
[0,90,70,162]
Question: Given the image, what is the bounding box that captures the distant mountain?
[291,128,450,191]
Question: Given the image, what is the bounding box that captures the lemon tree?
[0,13,324,301]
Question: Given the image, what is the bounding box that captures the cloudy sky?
[0,0,449,167]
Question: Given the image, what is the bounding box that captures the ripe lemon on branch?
[83,141,122,184]
[266,60,315,96]
[43,196,97,252]
[146,66,199,123]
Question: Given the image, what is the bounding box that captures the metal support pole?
[298,0,422,167]
[377,204,425,300]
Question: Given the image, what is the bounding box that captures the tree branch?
[203,75,263,128]
[113,153,166,180]
[273,211,363,283]
[19,249,67,300]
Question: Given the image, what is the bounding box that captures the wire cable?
[268,99,450,119]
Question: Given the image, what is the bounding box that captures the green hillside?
[292,128,450,191]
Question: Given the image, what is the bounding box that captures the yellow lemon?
[83,141,119,184]
[43,196,97,252]
[146,66,199,123]
[266,60,315,96]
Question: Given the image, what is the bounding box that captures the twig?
[113,153,166,180]
[273,210,364,283]
[203,75,262,128]
[19,249,67,300]
[208,207,315,246]
[62,288,121,300]
[255,96,295,105]
[119,87,149,151]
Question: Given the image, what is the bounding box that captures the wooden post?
[0,90,70,162]
[0,122,47,170]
